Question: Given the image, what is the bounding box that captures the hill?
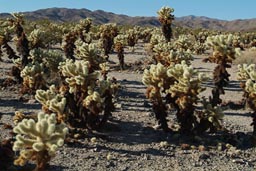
[0,8,255,31]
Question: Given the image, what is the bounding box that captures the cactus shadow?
[48,164,70,171]
[224,80,243,91]
[0,98,41,115]
[97,119,174,157]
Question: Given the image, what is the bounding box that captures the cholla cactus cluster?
[13,112,68,171]
[142,63,171,131]
[166,61,208,132]
[237,64,256,135]
[237,64,256,81]
[35,85,66,121]
[28,28,45,49]
[59,59,99,94]
[204,34,241,106]
[99,23,118,59]
[142,60,219,133]
[74,40,105,70]
[174,34,194,51]
[75,18,92,42]
[205,34,241,64]
[126,28,138,51]
[157,6,175,42]
[20,62,45,92]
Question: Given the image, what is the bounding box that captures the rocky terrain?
[1,43,256,171]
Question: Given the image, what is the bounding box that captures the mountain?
[0,8,255,31]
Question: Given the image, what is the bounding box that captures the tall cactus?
[204,34,240,106]
[157,6,175,42]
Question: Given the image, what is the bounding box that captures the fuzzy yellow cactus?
[143,60,210,132]
[35,85,66,117]
[237,64,256,81]
[150,33,166,46]
[83,90,103,113]
[205,34,241,63]
[20,62,44,90]
[28,28,45,48]
[114,34,128,46]
[204,34,241,106]
[142,63,168,96]
[59,59,100,93]
[74,40,106,71]
[142,62,171,131]
[75,18,92,33]
[167,49,193,65]
[99,23,118,59]
[174,34,194,51]
[126,28,138,49]
[201,98,224,130]
[241,70,256,135]
[114,34,128,70]
[157,6,175,42]
[166,61,208,109]
[13,112,68,171]
[157,6,174,25]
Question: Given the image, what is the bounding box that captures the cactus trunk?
[34,150,51,171]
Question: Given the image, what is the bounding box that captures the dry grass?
[234,48,256,65]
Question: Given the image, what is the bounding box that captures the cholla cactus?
[237,64,256,81]
[13,112,68,171]
[114,34,128,70]
[57,59,116,129]
[196,98,224,133]
[74,40,105,70]
[237,64,256,105]
[140,28,153,43]
[99,23,118,59]
[244,79,256,135]
[157,6,175,42]
[75,18,92,42]
[28,28,45,49]
[126,28,138,51]
[142,57,220,133]
[174,34,194,51]
[62,31,77,60]
[59,59,99,93]
[166,61,208,132]
[9,13,31,68]
[142,63,171,131]
[237,65,256,135]
[35,85,66,121]
[20,62,46,93]
[204,34,241,106]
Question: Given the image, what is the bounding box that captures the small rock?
[107,153,112,160]
[160,141,169,148]
[73,133,81,139]
[232,159,246,164]
[198,145,206,151]
[181,143,190,150]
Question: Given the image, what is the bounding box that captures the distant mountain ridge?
[0,8,255,31]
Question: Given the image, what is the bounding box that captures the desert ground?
[1,42,256,171]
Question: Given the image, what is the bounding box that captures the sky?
[0,0,255,21]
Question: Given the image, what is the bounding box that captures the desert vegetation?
[0,5,256,171]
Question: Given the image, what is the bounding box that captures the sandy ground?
[1,43,256,171]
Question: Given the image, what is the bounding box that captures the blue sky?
[0,0,255,20]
